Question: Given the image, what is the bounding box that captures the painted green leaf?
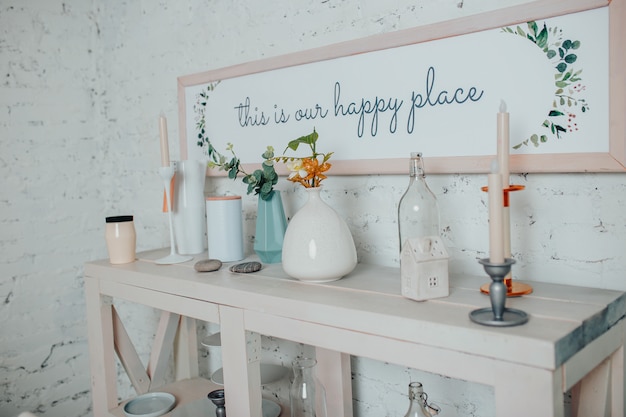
[547,50,557,59]
[536,25,548,48]
[531,134,539,146]
[556,63,567,73]
[555,81,568,88]
[549,110,565,117]
[571,40,581,49]
[564,54,577,64]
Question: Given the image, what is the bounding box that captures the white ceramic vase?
[282,187,357,282]
[172,160,207,255]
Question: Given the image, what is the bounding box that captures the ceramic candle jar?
[206,196,244,262]
[105,215,136,264]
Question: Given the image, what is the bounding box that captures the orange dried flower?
[287,157,332,188]
[283,128,333,188]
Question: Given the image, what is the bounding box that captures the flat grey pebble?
[229,261,262,273]
[194,259,222,272]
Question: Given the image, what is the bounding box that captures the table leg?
[610,345,625,416]
[84,277,118,416]
[572,358,611,417]
[315,348,352,417]
[572,342,625,417]
[494,362,564,417]
[220,306,262,417]
[174,316,199,380]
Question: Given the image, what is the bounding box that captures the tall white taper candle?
[497,100,512,263]
[488,159,504,263]
[497,100,510,187]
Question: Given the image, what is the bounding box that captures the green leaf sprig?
[207,144,278,201]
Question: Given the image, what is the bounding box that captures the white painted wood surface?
[84,249,626,416]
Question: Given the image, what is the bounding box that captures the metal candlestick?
[480,184,533,297]
[469,258,528,327]
[208,389,226,417]
[155,164,192,265]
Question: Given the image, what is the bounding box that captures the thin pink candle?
[159,114,170,167]
[488,159,504,263]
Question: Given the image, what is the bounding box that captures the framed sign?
[178,0,625,174]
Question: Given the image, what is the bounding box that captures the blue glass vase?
[254,190,288,263]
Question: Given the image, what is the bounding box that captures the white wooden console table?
[85,249,626,417]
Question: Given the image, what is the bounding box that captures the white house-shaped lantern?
[401,236,449,301]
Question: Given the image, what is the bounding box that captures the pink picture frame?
[178,0,625,175]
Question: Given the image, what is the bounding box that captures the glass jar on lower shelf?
[404,382,440,417]
[289,357,328,417]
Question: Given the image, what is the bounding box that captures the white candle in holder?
[488,159,504,263]
[159,114,170,167]
[497,100,510,187]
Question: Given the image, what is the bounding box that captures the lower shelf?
[108,377,287,417]
[109,378,218,417]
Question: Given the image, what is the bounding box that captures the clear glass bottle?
[397,152,440,253]
[404,382,440,417]
[289,358,327,417]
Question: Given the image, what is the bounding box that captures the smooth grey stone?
[194,259,222,272]
[229,261,262,273]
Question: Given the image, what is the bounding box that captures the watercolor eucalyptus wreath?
[502,21,589,148]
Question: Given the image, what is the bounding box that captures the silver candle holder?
[469,258,528,327]
[207,389,226,417]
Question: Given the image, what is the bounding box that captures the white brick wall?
[1,0,624,416]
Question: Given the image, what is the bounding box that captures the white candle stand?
[156,164,193,265]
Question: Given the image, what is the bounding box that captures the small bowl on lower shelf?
[123,392,176,417]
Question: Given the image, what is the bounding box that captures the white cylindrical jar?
[206,196,244,262]
[172,160,207,255]
[105,215,136,264]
